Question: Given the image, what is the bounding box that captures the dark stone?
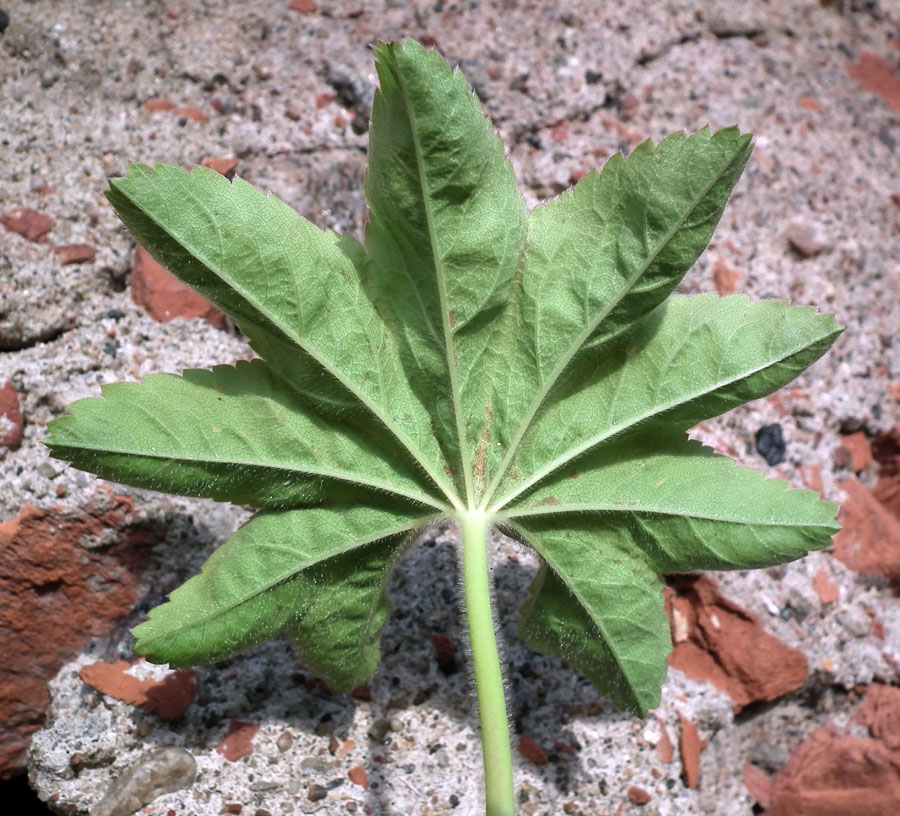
[0,11,8,35]
[756,423,786,466]
[307,784,327,802]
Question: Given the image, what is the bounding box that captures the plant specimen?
[46,39,841,816]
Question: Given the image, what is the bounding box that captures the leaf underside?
[46,39,841,716]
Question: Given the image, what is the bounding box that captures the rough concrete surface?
[1,1,899,815]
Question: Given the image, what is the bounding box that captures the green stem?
[460,510,515,816]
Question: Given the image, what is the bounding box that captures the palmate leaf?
[46,38,840,731]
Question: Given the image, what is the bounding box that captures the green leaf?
[505,435,838,714]
[133,502,438,690]
[47,38,843,762]
[106,161,456,501]
[478,130,753,504]
[493,294,841,508]
[510,520,670,715]
[508,435,840,571]
[46,360,447,510]
[365,41,528,502]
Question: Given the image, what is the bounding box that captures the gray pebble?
[37,461,58,479]
[368,718,391,742]
[90,747,196,816]
[838,606,871,638]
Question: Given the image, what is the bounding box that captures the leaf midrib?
[492,327,830,511]
[481,142,749,511]
[503,504,839,528]
[53,441,450,510]
[392,57,474,508]
[141,515,439,642]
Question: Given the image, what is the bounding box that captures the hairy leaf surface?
[47,360,447,509]
[133,502,438,690]
[47,39,841,718]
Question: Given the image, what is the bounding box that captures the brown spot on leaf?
[473,404,492,492]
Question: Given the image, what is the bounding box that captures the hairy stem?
[460,510,514,816]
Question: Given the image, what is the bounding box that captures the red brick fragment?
[656,716,674,764]
[79,660,198,719]
[767,725,900,816]
[666,575,809,711]
[175,107,210,124]
[336,738,355,759]
[836,432,873,473]
[217,720,259,762]
[201,157,239,179]
[143,98,175,113]
[812,567,840,605]
[872,425,900,518]
[832,478,900,586]
[51,244,95,265]
[627,786,651,805]
[855,684,900,753]
[797,96,821,111]
[799,464,824,495]
[289,0,317,12]
[348,765,368,788]
[131,244,225,328]
[0,495,155,777]
[847,52,900,111]
[712,256,740,295]
[0,382,23,450]
[743,761,772,809]
[678,713,701,789]
[2,207,53,242]
[518,735,548,764]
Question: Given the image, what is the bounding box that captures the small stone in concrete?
[785,220,829,258]
[367,719,390,743]
[307,783,327,801]
[627,785,651,805]
[91,746,196,816]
